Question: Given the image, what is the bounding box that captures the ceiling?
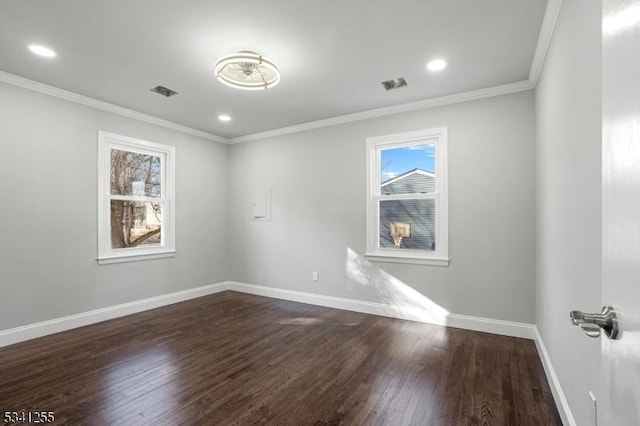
[0,0,549,141]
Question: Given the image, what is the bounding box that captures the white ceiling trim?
[0,70,228,144]
[230,80,536,144]
[528,0,563,84]
[1,0,561,146]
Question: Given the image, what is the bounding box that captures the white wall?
[228,91,536,323]
[0,82,229,330]
[535,1,602,425]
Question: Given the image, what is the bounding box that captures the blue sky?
[381,144,435,181]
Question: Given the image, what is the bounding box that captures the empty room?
[1,0,639,425]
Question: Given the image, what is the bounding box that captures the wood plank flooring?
[0,291,561,425]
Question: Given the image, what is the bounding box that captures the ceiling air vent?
[381,77,408,91]
[151,85,178,97]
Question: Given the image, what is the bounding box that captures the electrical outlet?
[588,391,597,426]
[312,272,319,281]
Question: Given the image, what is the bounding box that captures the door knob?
[570,305,619,339]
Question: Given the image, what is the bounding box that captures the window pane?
[379,199,435,251]
[110,200,162,248]
[380,144,435,194]
[110,149,161,197]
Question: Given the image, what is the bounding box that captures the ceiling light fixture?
[28,44,56,58]
[214,51,280,91]
[426,59,447,72]
[218,114,232,122]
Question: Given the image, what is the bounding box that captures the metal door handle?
[570,305,619,339]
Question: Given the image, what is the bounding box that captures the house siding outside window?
[366,127,448,266]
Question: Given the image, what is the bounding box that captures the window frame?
[97,131,176,265]
[365,127,449,266]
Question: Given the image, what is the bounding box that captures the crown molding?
[229,80,535,143]
[0,70,228,144]
[3,0,562,148]
[1,69,535,146]
[529,0,563,84]
[230,0,563,144]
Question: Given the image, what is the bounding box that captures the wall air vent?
[381,77,408,91]
[151,85,178,97]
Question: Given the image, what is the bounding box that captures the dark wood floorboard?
[0,291,561,425]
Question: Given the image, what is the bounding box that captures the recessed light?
[28,44,57,58]
[218,114,232,122]
[426,59,447,72]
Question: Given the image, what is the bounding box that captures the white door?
[601,0,640,424]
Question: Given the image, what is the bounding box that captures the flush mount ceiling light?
[214,51,280,91]
[427,59,447,72]
[218,114,232,122]
[28,44,56,58]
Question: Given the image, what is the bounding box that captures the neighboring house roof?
[382,168,434,186]
[381,168,435,195]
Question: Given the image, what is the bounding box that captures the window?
[366,127,448,265]
[98,131,175,264]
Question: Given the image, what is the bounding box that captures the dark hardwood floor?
[0,291,561,425]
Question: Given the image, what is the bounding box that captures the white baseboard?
[0,281,230,348]
[1,279,534,345]
[445,313,535,339]
[1,280,570,424]
[534,327,576,426]
[227,281,535,339]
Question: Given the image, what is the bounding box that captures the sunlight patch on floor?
[278,317,324,325]
[346,248,449,326]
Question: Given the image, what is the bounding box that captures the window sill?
[365,253,449,266]
[97,250,176,265]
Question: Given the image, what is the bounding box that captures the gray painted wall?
[0,82,229,330]
[228,91,536,323]
[0,10,605,419]
[535,1,602,425]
